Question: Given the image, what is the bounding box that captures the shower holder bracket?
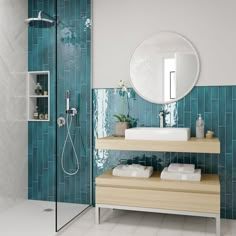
[66,108,77,116]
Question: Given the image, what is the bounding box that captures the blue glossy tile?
[212,100,219,136]
[221,208,226,218]
[197,87,205,115]
[226,194,233,219]
[219,87,226,126]
[233,141,236,182]
[32,148,38,182]
[233,87,236,99]
[226,154,232,194]
[184,112,191,128]
[233,100,236,140]
[204,87,211,112]
[205,154,212,173]
[204,112,212,132]
[226,122,232,154]
[177,99,184,125]
[233,183,236,202]
[226,87,233,112]
[184,93,191,112]
[197,153,205,167]
[211,154,219,174]
[191,87,198,99]
[32,181,39,200]
[211,87,219,100]
[28,154,33,189]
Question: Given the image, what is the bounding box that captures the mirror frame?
[129,31,201,104]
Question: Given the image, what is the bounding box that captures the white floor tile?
[157,228,182,236]
[83,229,111,236]
[182,231,205,236]
[1,202,236,236]
[133,226,158,236]
[58,227,87,236]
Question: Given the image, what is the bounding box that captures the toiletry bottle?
[196,114,204,138]
[35,83,42,95]
[33,106,39,119]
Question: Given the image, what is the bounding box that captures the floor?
[58,208,236,236]
[0,200,235,236]
[0,200,88,236]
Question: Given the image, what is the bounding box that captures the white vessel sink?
[125,127,190,141]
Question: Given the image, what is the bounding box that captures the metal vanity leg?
[95,206,100,224]
[216,214,220,236]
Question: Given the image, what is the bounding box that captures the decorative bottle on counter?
[196,114,204,138]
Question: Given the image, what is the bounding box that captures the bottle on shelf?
[196,114,204,138]
[35,82,42,95]
[33,106,39,119]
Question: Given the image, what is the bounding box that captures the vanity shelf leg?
[95,205,100,224]
[216,214,220,236]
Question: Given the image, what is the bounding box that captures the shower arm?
[38,11,57,20]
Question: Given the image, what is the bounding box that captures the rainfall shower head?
[25,11,55,28]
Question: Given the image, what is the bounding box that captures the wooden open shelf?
[96,136,220,154]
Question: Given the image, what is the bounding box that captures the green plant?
[113,80,137,127]
[113,114,137,127]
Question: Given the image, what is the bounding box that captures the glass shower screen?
[55,0,92,231]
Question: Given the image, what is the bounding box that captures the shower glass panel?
[56,0,91,231]
[28,0,91,231]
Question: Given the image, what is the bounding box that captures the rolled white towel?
[112,166,153,178]
[161,167,201,181]
[168,163,195,173]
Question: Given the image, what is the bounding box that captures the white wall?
[93,0,236,88]
[0,0,28,212]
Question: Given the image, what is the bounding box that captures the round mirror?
[130,32,200,104]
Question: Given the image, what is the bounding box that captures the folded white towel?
[161,167,201,181]
[128,164,146,170]
[119,164,146,171]
[168,163,195,173]
[112,165,153,178]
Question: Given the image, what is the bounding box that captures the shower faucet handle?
[57,117,65,127]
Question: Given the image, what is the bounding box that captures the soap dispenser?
[196,114,204,138]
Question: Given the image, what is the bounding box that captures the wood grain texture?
[96,170,220,215]
[96,170,220,194]
[96,136,220,153]
[96,186,220,214]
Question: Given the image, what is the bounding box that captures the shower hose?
[61,113,79,176]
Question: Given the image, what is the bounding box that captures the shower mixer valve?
[57,117,66,127]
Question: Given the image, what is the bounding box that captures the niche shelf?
[27,71,50,121]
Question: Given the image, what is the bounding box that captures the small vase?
[115,122,130,137]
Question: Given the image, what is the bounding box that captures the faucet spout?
[159,111,164,128]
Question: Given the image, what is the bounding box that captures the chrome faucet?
[159,111,164,128]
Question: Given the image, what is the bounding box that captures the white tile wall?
[0,0,28,212]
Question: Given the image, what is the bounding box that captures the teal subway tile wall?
[28,0,91,204]
[93,86,236,219]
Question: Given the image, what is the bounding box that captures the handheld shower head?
[66,90,70,111]
[66,90,70,99]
